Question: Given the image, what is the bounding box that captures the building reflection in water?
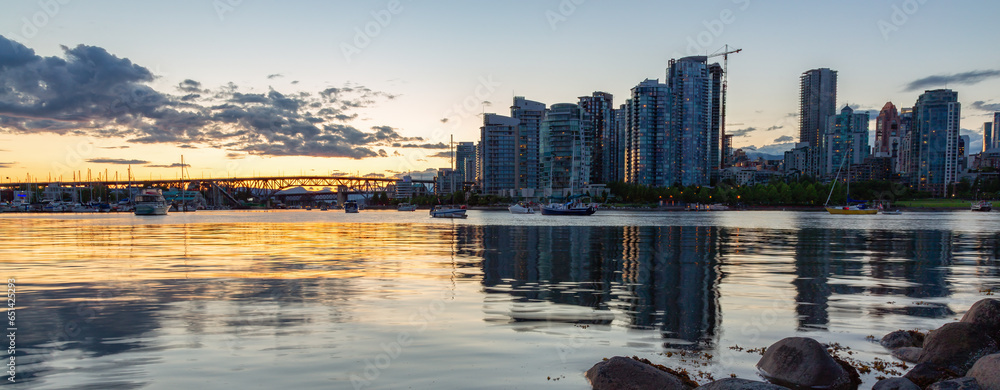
[475,225,722,349]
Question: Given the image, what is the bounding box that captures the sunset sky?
[2,0,999,183]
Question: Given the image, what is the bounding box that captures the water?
[2,210,999,389]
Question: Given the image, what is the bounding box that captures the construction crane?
[708,45,742,169]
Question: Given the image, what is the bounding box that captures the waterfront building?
[910,89,961,197]
[478,113,520,196]
[540,103,591,197]
[799,68,838,178]
[874,102,900,158]
[511,97,546,196]
[612,104,628,182]
[626,79,670,187]
[455,141,476,184]
[896,108,914,175]
[984,122,994,154]
[825,105,870,177]
[578,92,614,185]
[667,56,724,186]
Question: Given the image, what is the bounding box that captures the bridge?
[0,176,465,206]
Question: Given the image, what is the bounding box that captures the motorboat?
[397,203,418,212]
[344,200,359,213]
[134,189,169,216]
[507,202,534,214]
[541,201,597,216]
[430,205,467,218]
[972,200,992,212]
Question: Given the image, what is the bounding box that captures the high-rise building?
[667,56,724,186]
[910,89,961,197]
[959,135,970,171]
[540,103,590,196]
[478,113,520,196]
[455,141,476,184]
[984,122,994,154]
[874,102,900,158]
[511,97,546,193]
[896,108,914,174]
[626,79,670,187]
[799,68,838,178]
[825,106,870,177]
[994,112,1000,150]
[612,104,628,183]
[578,92,614,185]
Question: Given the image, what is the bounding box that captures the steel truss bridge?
[0,176,455,206]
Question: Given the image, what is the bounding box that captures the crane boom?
[708,45,742,169]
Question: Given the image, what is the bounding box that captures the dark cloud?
[146,163,190,168]
[86,158,150,165]
[0,35,418,159]
[729,127,757,137]
[291,80,299,84]
[377,149,388,157]
[267,73,283,79]
[392,142,449,149]
[765,125,783,131]
[225,152,243,159]
[97,146,130,149]
[178,144,197,149]
[363,173,386,178]
[774,135,794,143]
[971,101,1000,112]
[429,151,453,158]
[904,69,1000,92]
[0,162,14,168]
[440,118,449,123]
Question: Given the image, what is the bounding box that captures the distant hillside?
[738,142,796,160]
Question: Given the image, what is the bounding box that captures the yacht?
[507,202,534,214]
[430,205,467,218]
[541,201,597,216]
[344,200,359,213]
[397,203,418,212]
[134,189,169,216]
[972,200,992,212]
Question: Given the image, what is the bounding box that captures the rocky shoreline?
[586,298,1000,390]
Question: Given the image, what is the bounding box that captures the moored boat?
[541,201,597,216]
[825,204,877,215]
[507,202,534,214]
[972,200,992,212]
[344,200,359,213]
[397,203,417,212]
[134,189,169,216]
[430,205,467,218]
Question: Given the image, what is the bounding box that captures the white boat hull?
[508,204,534,214]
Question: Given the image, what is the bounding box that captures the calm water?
[2,210,999,389]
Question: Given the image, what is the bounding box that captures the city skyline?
[2,1,1000,181]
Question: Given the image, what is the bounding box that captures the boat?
[877,202,902,215]
[430,205,467,218]
[972,200,993,212]
[344,200,359,213]
[134,189,169,216]
[397,203,417,212]
[319,204,329,211]
[541,200,597,216]
[507,202,534,214]
[824,146,876,215]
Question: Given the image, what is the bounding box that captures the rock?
[919,322,999,375]
[926,377,980,390]
[873,377,921,390]
[961,299,1000,341]
[755,337,855,390]
[904,362,960,388]
[883,330,926,349]
[586,356,695,390]
[694,378,790,390]
[892,347,924,363]
[967,353,1000,390]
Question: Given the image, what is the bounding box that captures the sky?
[2,0,1000,183]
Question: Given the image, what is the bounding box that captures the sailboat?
[825,146,876,215]
[430,135,467,219]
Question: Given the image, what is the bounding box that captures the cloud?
[178,144,197,149]
[86,158,150,165]
[429,151,453,158]
[391,142,449,149]
[904,69,1000,92]
[97,146,131,149]
[225,152,243,159]
[765,126,783,131]
[363,173,386,178]
[971,101,1000,112]
[774,135,794,143]
[377,149,388,157]
[729,127,757,137]
[393,168,437,179]
[440,118,448,123]
[0,162,14,168]
[146,163,191,168]
[0,35,419,159]
[267,73,283,79]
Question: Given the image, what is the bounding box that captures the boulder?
[586,356,695,390]
[892,347,924,363]
[926,378,980,390]
[919,322,999,375]
[755,337,856,390]
[872,377,921,390]
[882,330,926,349]
[967,353,1000,390]
[961,299,1000,341]
[694,378,790,390]
[904,362,960,388]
